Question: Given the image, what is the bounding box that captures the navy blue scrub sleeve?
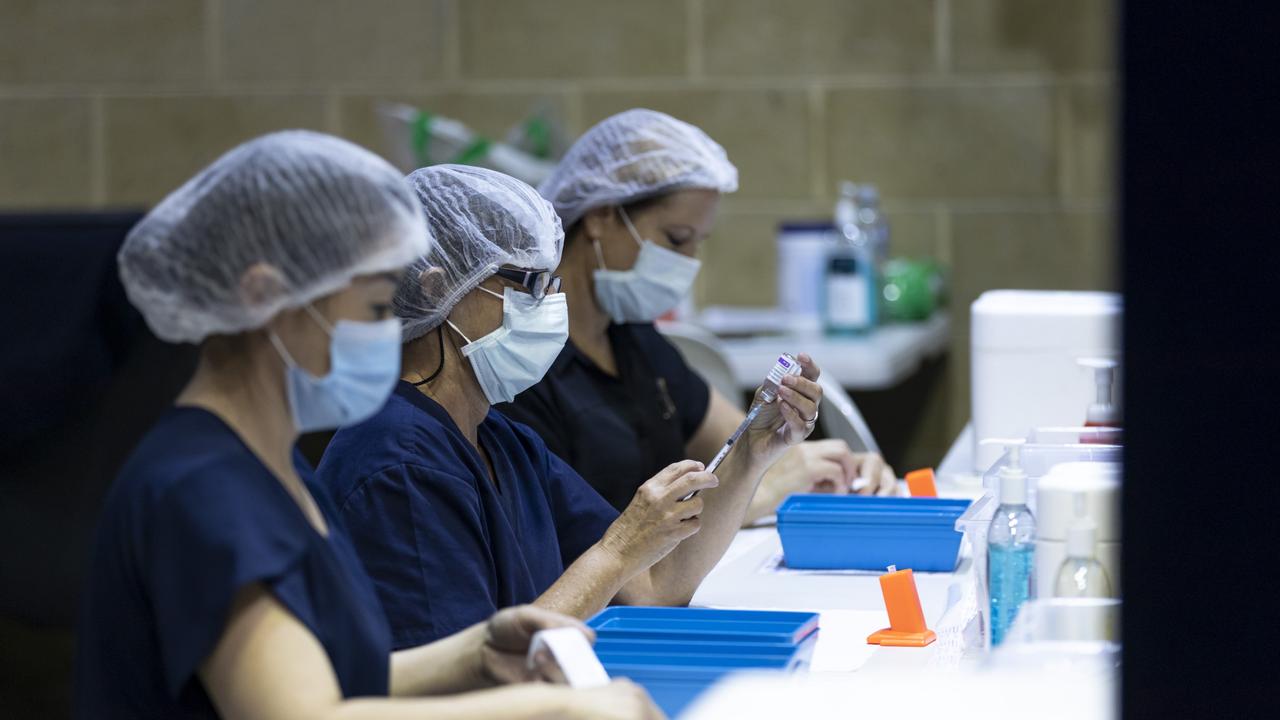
[144,471,316,697]
[339,465,499,648]
[542,447,618,569]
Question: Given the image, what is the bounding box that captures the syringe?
[682,353,802,500]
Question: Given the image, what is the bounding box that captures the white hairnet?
[119,130,430,344]
[538,108,739,228]
[396,164,563,342]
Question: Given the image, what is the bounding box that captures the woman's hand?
[844,450,897,496]
[559,680,666,720]
[598,460,719,574]
[478,605,597,685]
[743,354,823,468]
[755,440,898,512]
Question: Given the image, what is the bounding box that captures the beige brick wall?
[0,0,1117,464]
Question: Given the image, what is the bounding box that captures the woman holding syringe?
[499,109,898,525]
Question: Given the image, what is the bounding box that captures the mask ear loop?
[412,320,476,387]
[590,236,608,271]
[268,302,330,371]
[617,206,646,247]
[412,285,500,387]
[411,325,447,387]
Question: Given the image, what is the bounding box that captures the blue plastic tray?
[777,494,971,525]
[777,495,969,572]
[587,607,819,717]
[593,635,816,673]
[588,606,819,644]
[597,652,798,718]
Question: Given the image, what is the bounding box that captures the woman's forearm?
[743,464,785,525]
[332,683,565,720]
[646,442,768,605]
[534,543,637,618]
[389,622,486,696]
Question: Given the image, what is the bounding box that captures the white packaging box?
[971,290,1121,471]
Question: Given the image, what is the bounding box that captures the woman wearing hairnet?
[314,163,822,646]
[75,132,660,720]
[499,109,897,523]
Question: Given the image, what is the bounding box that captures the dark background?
[1120,1,1280,717]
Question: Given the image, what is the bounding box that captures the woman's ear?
[238,263,289,307]
[417,266,448,298]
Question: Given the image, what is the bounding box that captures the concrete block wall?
[0,0,1117,463]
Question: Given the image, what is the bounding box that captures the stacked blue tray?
[587,607,819,717]
[777,494,971,572]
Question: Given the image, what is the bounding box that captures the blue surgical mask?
[591,207,702,323]
[447,286,568,405]
[269,305,402,433]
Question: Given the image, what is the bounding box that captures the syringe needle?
[682,403,764,500]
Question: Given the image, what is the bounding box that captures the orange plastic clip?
[905,468,938,498]
[867,566,936,647]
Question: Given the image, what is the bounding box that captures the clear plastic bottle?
[854,184,890,269]
[987,442,1036,646]
[825,182,877,335]
[1054,493,1113,598]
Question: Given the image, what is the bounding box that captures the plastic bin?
[586,607,819,718]
[589,606,819,645]
[599,654,796,718]
[777,495,971,572]
[592,638,813,670]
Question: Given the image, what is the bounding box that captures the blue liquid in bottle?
[989,542,1035,646]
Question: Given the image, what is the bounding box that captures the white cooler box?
[971,290,1121,471]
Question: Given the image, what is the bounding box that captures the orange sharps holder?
[867,565,936,647]
[905,468,938,497]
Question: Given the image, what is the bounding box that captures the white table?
[711,314,950,391]
[938,421,987,487]
[676,427,1117,718]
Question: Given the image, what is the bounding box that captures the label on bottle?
[765,353,799,386]
[826,273,869,328]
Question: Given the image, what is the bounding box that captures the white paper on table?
[526,627,610,688]
[809,610,887,673]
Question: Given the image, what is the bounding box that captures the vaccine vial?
[758,353,802,404]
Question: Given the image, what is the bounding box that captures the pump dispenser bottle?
[1054,493,1113,598]
[1079,358,1120,424]
[985,439,1036,646]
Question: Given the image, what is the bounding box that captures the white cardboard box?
[970,290,1121,471]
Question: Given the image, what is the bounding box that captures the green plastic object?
[881,258,945,322]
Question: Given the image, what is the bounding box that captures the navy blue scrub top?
[498,322,711,513]
[315,381,619,649]
[74,407,392,719]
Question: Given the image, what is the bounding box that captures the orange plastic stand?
[867,566,937,647]
[905,468,938,497]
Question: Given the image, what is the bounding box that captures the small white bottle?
[758,352,802,404]
[1054,493,1113,598]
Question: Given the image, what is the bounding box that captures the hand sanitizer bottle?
[987,440,1036,646]
[1079,358,1121,444]
[1054,492,1113,598]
